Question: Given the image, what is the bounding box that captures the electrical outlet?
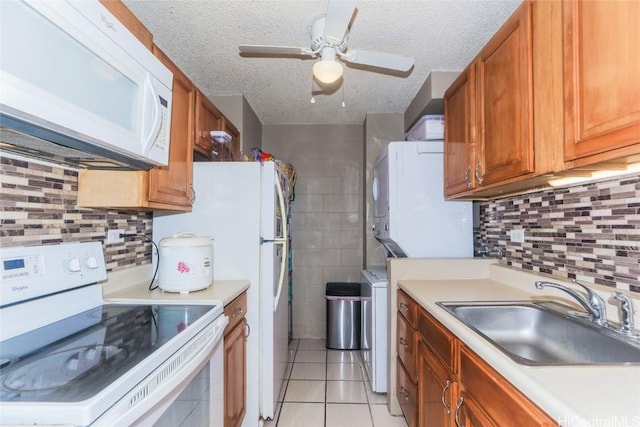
[106,229,124,244]
[510,229,525,243]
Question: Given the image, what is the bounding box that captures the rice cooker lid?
[159,232,213,247]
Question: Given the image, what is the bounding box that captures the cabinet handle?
[399,386,409,401]
[454,396,465,427]
[399,337,408,348]
[244,317,250,340]
[190,184,196,205]
[231,307,244,318]
[475,159,484,185]
[441,379,451,414]
[399,302,409,311]
[464,165,472,188]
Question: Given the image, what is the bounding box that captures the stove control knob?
[65,258,81,273]
[85,256,99,269]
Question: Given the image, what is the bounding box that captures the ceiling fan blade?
[341,49,414,72]
[239,45,315,57]
[323,0,357,43]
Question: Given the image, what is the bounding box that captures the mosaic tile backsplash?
[477,174,640,293]
[0,155,152,272]
[2,154,639,293]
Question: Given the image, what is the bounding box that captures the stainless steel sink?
[436,301,640,365]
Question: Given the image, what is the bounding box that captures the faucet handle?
[613,292,638,336]
[572,279,606,316]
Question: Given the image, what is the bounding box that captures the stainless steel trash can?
[326,282,361,350]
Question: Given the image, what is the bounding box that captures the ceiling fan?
[238,0,415,87]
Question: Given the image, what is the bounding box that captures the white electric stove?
[0,242,227,426]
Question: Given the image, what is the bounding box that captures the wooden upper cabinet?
[194,91,241,161]
[148,47,195,208]
[221,117,241,161]
[444,65,476,197]
[475,1,534,187]
[194,90,223,160]
[444,1,565,199]
[563,0,640,166]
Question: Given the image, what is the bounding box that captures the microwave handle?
[142,73,162,156]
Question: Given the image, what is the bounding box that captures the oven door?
[94,313,228,427]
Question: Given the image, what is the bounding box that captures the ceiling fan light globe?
[313,60,343,85]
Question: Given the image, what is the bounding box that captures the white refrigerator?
[153,161,289,425]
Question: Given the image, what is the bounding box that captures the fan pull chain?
[310,75,316,104]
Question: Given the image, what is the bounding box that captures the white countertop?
[397,265,640,427]
[101,264,249,306]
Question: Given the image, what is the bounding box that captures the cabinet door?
[456,394,495,427]
[563,0,640,164]
[397,312,417,381]
[226,118,240,160]
[194,90,223,159]
[459,345,556,426]
[476,2,534,186]
[444,64,476,197]
[224,319,247,427]
[418,341,455,427]
[217,117,240,161]
[148,47,195,208]
[418,308,456,374]
[398,357,418,427]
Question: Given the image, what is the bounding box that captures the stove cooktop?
[0,302,217,403]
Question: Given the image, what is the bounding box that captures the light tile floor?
[265,339,408,427]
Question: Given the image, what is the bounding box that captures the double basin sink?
[436,300,640,365]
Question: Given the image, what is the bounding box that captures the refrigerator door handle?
[272,169,289,312]
[273,239,287,312]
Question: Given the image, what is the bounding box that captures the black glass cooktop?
[0,303,216,402]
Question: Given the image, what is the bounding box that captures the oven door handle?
[93,314,229,426]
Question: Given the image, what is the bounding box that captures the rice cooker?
[158,232,213,293]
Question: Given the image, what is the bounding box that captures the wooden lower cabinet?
[397,358,418,427]
[223,292,247,427]
[458,345,556,426]
[400,291,558,427]
[397,289,419,427]
[418,341,456,427]
[456,393,495,427]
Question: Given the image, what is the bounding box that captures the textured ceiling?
[123,0,522,125]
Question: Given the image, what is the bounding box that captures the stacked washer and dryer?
[361,138,474,393]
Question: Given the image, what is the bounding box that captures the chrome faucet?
[613,292,638,336]
[534,280,607,326]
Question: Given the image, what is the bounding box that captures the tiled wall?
[0,155,152,272]
[477,174,640,293]
[263,124,364,339]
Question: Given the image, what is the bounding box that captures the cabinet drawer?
[397,357,418,427]
[460,345,557,426]
[224,292,247,336]
[418,308,456,374]
[397,312,417,381]
[398,289,418,327]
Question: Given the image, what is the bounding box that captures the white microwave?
[0,0,173,170]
